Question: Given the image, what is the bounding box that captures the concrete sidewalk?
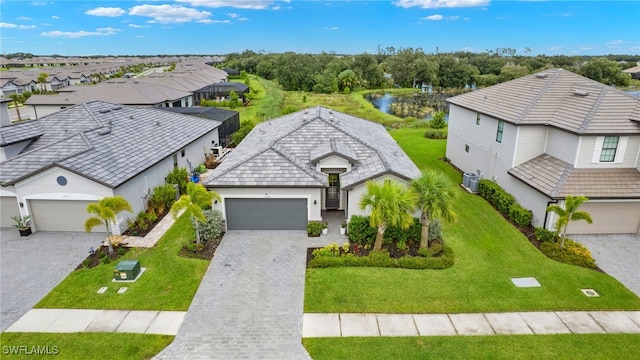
[5,309,185,335]
[302,311,640,337]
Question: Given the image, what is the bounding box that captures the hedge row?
[477,179,533,227]
[308,246,455,270]
[348,215,422,245]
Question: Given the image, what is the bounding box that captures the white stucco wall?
[576,135,639,169]
[29,104,68,119]
[210,187,323,225]
[513,125,547,167]
[545,128,579,165]
[346,174,417,221]
[0,141,31,162]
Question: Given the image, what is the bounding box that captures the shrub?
[539,239,596,269]
[149,184,178,215]
[307,221,326,237]
[384,218,421,245]
[312,243,341,257]
[166,167,189,195]
[199,209,224,241]
[509,203,533,227]
[478,179,499,201]
[495,191,515,214]
[231,120,255,145]
[428,243,444,257]
[428,218,443,243]
[308,245,454,269]
[429,111,447,129]
[367,250,395,267]
[347,215,376,245]
[424,129,448,139]
[534,227,557,243]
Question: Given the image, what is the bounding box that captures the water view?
[365,89,466,119]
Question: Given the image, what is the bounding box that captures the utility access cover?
[511,277,541,288]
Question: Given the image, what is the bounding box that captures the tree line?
[220,49,639,93]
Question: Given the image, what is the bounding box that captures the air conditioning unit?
[462,172,474,188]
[469,178,479,193]
[211,146,223,159]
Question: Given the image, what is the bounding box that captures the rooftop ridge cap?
[269,145,326,185]
[549,158,574,197]
[515,69,561,123]
[577,87,608,133]
[84,101,107,129]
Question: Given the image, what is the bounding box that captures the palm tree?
[170,182,221,246]
[8,94,22,122]
[84,196,133,253]
[37,72,48,93]
[359,179,417,251]
[410,169,457,249]
[547,195,593,247]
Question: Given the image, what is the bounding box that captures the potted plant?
[11,215,32,236]
[322,221,329,235]
[340,220,347,235]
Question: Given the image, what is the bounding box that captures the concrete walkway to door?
[155,231,329,360]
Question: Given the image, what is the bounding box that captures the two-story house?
[446,68,640,234]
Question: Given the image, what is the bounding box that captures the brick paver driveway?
[155,231,313,360]
[0,229,103,332]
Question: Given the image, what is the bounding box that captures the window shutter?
[592,136,604,163]
[615,136,628,163]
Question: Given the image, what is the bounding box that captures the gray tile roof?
[0,120,44,146]
[0,101,220,187]
[204,106,420,189]
[508,154,640,199]
[448,68,640,135]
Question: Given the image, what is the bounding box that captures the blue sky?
[1,1,639,56]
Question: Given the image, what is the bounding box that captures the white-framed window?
[465,144,470,153]
[592,136,627,163]
[476,113,481,125]
[496,120,504,143]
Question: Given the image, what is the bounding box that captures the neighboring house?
[194,82,249,104]
[222,67,239,76]
[0,101,221,233]
[204,106,421,230]
[25,79,194,118]
[446,68,640,235]
[161,106,240,148]
[623,65,640,80]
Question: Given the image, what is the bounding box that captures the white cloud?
[0,22,36,29]
[31,2,48,6]
[41,27,121,38]
[422,14,460,21]
[128,24,150,28]
[129,4,211,23]
[324,26,339,30]
[394,0,489,9]
[86,7,126,17]
[17,17,31,21]
[606,40,624,45]
[198,19,231,24]
[51,15,60,19]
[176,0,274,9]
[238,17,249,21]
[137,35,145,39]
[227,13,239,18]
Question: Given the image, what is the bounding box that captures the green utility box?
[113,260,141,281]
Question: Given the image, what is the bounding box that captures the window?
[465,144,470,153]
[172,154,178,168]
[496,120,504,143]
[180,149,186,157]
[476,113,481,125]
[599,136,619,162]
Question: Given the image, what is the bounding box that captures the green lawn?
[303,334,640,360]
[305,129,640,313]
[0,333,172,360]
[35,214,209,310]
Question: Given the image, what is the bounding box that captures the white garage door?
[29,200,105,232]
[566,201,640,234]
[1,196,21,228]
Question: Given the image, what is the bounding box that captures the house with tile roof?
[0,101,221,232]
[203,106,421,230]
[446,68,640,234]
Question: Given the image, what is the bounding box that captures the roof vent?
[112,106,122,110]
[98,127,111,135]
[156,121,160,126]
[98,109,111,114]
[535,73,548,79]
[573,90,589,96]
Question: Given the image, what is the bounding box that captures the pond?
[365,89,465,119]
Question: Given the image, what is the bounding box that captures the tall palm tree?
[37,72,48,93]
[359,179,417,251]
[547,195,593,247]
[8,94,22,122]
[410,169,457,249]
[84,196,133,253]
[170,182,221,246]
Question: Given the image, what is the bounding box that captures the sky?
[1,1,639,57]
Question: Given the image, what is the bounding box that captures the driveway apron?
[0,229,103,332]
[155,231,312,360]
[572,234,640,297]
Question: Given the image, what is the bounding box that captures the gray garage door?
[225,198,308,230]
[1,197,21,228]
[29,200,105,232]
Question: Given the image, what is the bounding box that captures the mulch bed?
[179,236,224,260]
[306,242,426,266]
[75,246,130,270]
[122,212,167,238]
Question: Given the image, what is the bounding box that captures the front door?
[326,174,340,208]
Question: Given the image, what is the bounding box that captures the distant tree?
[546,195,593,247]
[313,69,338,94]
[353,53,385,89]
[337,69,359,93]
[579,58,630,87]
[229,90,240,108]
[359,179,417,251]
[430,111,447,129]
[231,120,256,145]
[84,196,133,253]
[498,63,530,82]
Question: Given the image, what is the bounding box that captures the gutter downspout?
[543,199,558,231]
